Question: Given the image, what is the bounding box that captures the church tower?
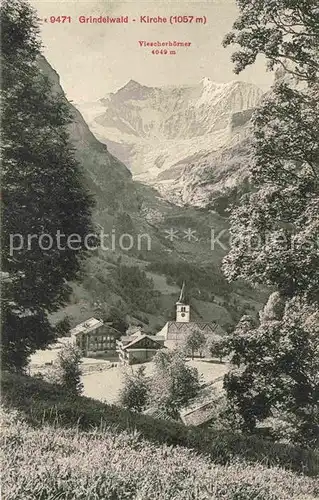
[175,282,190,323]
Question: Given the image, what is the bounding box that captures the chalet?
[156,282,224,350]
[117,329,165,364]
[70,317,120,358]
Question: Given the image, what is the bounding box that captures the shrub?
[222,299,319,446]
[118,366,150,412]
[149,350,201,419]
[54,343,83,396]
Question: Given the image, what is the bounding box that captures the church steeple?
[178,281,185,303]
[175,281,190,322]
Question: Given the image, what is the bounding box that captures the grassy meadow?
[1,372,319,500]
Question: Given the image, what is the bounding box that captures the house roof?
[144,407,174,421]
[123,334,165,350]
[180,400,216,427]
[121,335,137,342]
[70,317,104,336]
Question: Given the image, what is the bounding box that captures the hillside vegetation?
[2,373,319,500]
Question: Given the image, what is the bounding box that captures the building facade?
[156,283,224,350]
[117,329,165,364]
[70,317,120,358]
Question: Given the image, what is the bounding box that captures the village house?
[116,328,165,364]
[156,282,224,350]
[70,317,121,358]
[117,282,225,364]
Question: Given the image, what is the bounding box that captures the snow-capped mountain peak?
[78,79,263,205]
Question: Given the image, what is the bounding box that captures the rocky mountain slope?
[79,78,263,207]
[38,57,266,332]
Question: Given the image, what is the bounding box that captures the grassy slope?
[2,373,319,500]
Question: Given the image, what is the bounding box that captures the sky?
[30,0,274,103]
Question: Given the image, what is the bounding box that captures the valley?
[39,56,267,334]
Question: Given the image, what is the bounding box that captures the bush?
[118,366,150,412]
[222,299,319,447]
[149,350,202,419]
[53,343,83,396]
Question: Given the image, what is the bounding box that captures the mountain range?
[79,78,263,208]
[38,57,267,333]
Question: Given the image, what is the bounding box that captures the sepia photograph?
[1,0,319,498]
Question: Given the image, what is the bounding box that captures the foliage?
[113,264,160,314]
[53,343,83,396]
[222,299,319,446]
[182,327,207,359]
[119,366,150,412]
[223,1,319,297]
[223,0,319,83]
[222,0,319,447]
[149,350,201,419]
[209,336,228,362]
[223,83,319,301]
[54,316,72,337]
[120,351,202,417]
[1,0,94,371]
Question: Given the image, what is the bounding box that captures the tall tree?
[223,0,319,84]
[150,349,201,419]
[182,327,207,359]
[222,1,319,443]
[1,0,94,370]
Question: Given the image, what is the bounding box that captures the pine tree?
[221,1,319,444]
[1,0,94,370]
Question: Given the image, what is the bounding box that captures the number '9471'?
[49,16,72,23]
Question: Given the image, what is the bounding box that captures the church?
[156,282,224,349]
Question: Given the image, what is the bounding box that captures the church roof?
[176,281,186,304]
[167,321,217,333]
[167,322,217,340]
[156,321,223,341]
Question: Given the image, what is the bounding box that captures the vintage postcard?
[2,0,318,498]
